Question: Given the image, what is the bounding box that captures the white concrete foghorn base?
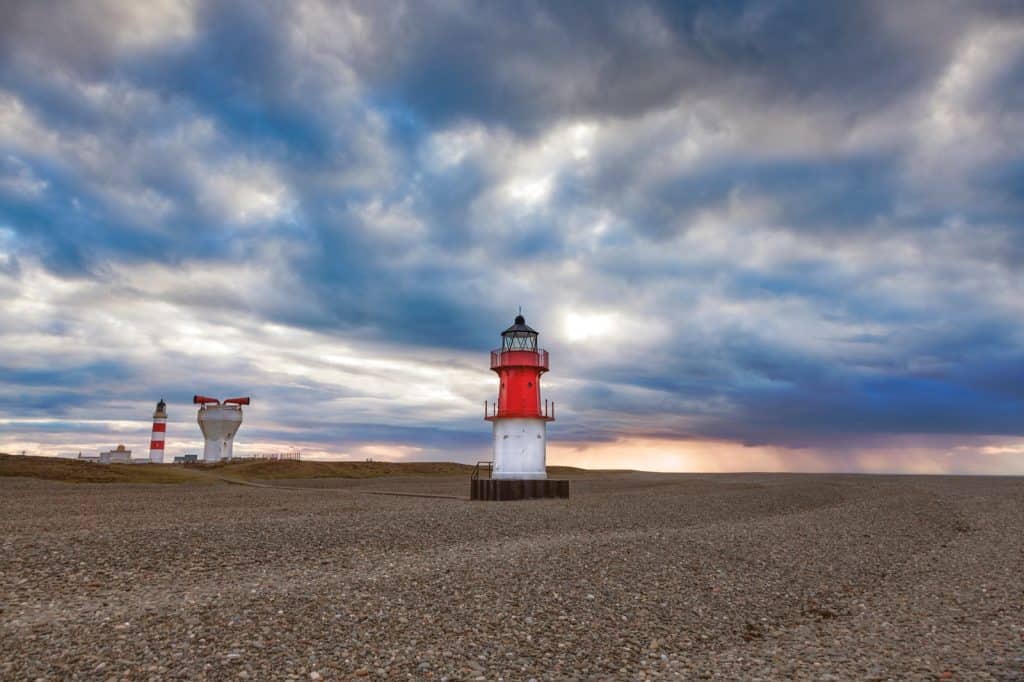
[492,417,547,479]
[198,406,243,462]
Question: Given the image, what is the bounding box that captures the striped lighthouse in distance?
[485,314,554,479]
[149,398,167,464]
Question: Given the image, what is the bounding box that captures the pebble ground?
[1,473,1022,680]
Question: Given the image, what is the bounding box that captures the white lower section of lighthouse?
[492,418,547,480]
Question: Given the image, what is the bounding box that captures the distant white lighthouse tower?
[194,395,249,462]
[149,398,167,464]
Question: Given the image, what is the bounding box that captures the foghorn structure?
[194,395,249,462]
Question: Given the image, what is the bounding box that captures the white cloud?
[908,21,1024,202]
[0,254,493,458]
[198,161,292,225]
[97,0,197,52]
[0,155,48,198]
[563,311,616,343]
[0,92,59,155]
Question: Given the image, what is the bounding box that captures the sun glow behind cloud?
[563,312,616,344]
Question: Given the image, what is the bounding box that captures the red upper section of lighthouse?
[486,315,554,421]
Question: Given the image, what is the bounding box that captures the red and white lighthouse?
[485,314,554,479]
[149,398,167,464]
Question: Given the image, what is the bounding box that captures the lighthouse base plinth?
[471,478,571,501]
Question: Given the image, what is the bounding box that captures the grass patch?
[0,454,208,484]
[0,453,593,484]
[203,459,475,480]
[203,460,591,480]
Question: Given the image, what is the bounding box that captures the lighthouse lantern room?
[485,314,554,480]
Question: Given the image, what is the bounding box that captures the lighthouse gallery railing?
[484,399,555,420]
[489,348,549,370]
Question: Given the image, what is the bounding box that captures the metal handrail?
[484,399,554,420]
[471,460,493,481]
[490,348,549,370]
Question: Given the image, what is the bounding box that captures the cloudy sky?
[1,1,1023,473]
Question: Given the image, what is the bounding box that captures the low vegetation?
[0,454,207,484]
[0,453,588,484]
[204,459,476,480]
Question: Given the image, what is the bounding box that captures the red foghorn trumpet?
[193,395,220,405]
[223,397,251,405]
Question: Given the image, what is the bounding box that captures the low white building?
[98,444,132,464]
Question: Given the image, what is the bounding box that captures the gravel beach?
[2,473,1022,680]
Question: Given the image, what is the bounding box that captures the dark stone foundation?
[470,478,572,501]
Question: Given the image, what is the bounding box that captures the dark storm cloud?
[560,306,1024,448]
[1,0,1023,468]
[351,1,948,131]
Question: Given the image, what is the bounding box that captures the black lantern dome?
[501,314,538,352]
